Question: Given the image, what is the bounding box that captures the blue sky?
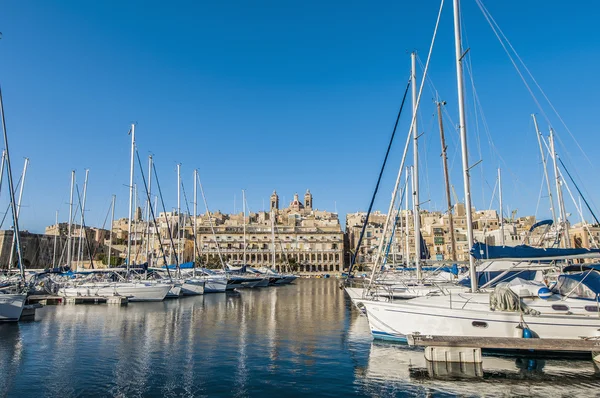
[0,0,599,233]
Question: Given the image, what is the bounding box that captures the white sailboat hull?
[166,284,182,298]
[362,299,600,343]
[0,293,26,321]
[203,277,227,293]
[181,279,205,295]
[60,282,171,302]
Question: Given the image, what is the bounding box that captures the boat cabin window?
[585,306,599,312]
[472,321,488,328]
[551,304,569,311]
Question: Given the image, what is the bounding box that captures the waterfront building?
[196,190,345,274]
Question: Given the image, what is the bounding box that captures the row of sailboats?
[52,126,297,303]
[346,0,600,354]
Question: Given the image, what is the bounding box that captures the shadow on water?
[1,279,598,397]
[345,302,600,397]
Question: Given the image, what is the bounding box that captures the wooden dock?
[27,295,64,305]
[64,296,128,305]
[407,334,600,363]
[407,334,600,353]
[27,295,128,306]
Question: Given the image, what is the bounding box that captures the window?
[472,321,487,328]
[585,306,599,312]
[552,304,569,311]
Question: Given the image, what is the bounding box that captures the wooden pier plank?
[407,334,600,352]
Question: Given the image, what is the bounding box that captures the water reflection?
[1,279,598,397]
[350,311,600,397]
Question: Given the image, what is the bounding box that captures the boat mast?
[52,210,58,268]
[436,101,457,261]
[193,169,198,276]
[243,189,247,265]
[404,167,410,266]
[411,52,422,279]
[498,168,505,246]
[8,157,28,269]
[532,114,556,224]
[76,168,89,267]
[67,170,75,270]
[549,128,570,248]
[145,155,153,266]
[126,123,135,273]
[452,0,477,291]
[0,88,25,278]
[271,210,276,270]
[177,163,181,267]
[108,194,115,267]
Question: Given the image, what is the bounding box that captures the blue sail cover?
[162,262,195,270]
[471,242,600,260]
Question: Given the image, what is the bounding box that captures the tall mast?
[532,114,556,224]
[549,129,570,247]
[243,189,247,265]
[145,155,153,265]
[0,88,24,277]
[436,101,456,261]
[126,123,135,273]
[8,157,28,269]
[108,194,115,267]
[67,170,75,270]
[411,52,422,279]
[76,168,89,267]
[452,0,477,291]
[271,210,276,270]
[193,169,198,275]
[404,167,410,266]
[411,165,418,269]
[0,151,6,200]
[52,210,58,268]
[133,183,138,264]
[177,163,181,266]
[498,168,505,246]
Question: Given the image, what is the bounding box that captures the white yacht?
[0,292,26,321]
[60,281,172,302]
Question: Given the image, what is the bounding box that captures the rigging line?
[89,196,114,264]
[476,0,593,168]
[473,0,550,125]
[540,133,600,222]
[368,0,446,289]
[421,112,436,211]
[0,174,23,229]
[136,152,172,279]
[348,76,411,275]
[196,171,226,270]
[534,175,544,220]
[558,157,600,226]
[74,184,95,269]
[180,178,203,263]
[151,160,179,277]
[415,55,461,178]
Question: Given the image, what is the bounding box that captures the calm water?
[1,279,599,397]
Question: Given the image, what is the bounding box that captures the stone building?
[196,190,344,273]
[345,203,526,266]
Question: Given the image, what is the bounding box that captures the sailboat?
[362,0,600,349]
[0,86,27,321]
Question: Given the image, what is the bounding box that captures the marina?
[1,279,599,397]
[0,0,599,396]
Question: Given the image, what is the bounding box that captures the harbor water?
[1,279,599,397]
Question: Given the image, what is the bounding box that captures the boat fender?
[537,287,552,300]
[522,328,533,339]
